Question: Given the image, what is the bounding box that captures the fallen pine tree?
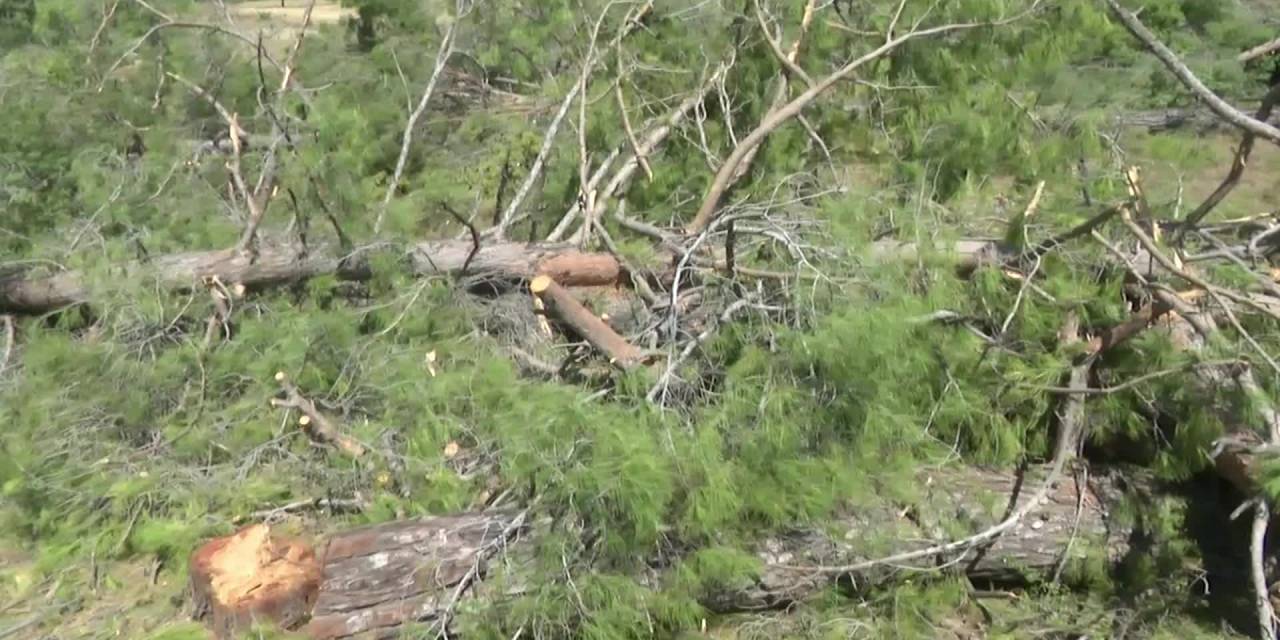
[189,465,1156,639]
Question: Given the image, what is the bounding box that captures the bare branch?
[375,7,465,235]
[237,0,318,253]
[1240,36,1280,64]
[1252,499,1278,640]
[1105,0,1280,145]
[686,5,1038,234]
[1178,81,1280,234]
[271,371,367,458]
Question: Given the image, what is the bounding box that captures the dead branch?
[101,1,288,88]
[0,315,13,377]
[270,371,366,458]
[1118,205,1280,326]
[529,275,645,368]
[0,239,629,314]
[1254,500,1278,640]
[201,276,242,350]
[1105,0,1280,145]
[686,4,1041,234]
[236,0,318,253]
[1240,36,1280,64]
[1177,82,1280,235]
[234,497,368,525]
[375,1,472,235]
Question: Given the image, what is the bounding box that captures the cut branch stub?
[189,523,322,639]
[271,371,366,458]
[530,274,645,368]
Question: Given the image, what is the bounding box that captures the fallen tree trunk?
[0,240,624,314]
[1,236,1016,315]
[189,464,1151,639]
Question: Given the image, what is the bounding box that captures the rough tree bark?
[0,240,625,314]
[188,465,1152,639]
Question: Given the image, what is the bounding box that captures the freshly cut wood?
[189,524,323,639]
[187,466,1153,638]
[530,274,645,368]
[0,240,623,314]
[270,371,366,458]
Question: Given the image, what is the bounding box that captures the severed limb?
[530,274,646,369]
[271,371,367,458]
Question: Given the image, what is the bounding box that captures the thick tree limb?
[1178,82,1280,233]
[1105,0,1280,145]
[0,240,625,314]
[530,275,645,368]
[1241,37,1280,64]
[187,466,1154,638]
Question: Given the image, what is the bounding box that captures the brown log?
[0,240,623,314]
[188,465,1151,639]
[529,274,645,368]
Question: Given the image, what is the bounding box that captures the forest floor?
[5,3,1280,640]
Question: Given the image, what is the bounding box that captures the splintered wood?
[189,524,322,639]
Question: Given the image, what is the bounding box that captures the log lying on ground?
[0,240,623,314]
[529,274,646,368]
[1114,106,1280,132]
[0,234,1016,315]
[188,465,1151,639]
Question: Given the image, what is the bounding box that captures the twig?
[442,202,481,277]
[1030,359,1242,395]
[375,4,465,234]
[687,3,1042,234]
[234,496,367,524]
[1105,0,1280,145]
[270,371,367,457]
[614,82,653,182]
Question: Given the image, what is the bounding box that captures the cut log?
[188,465,1153,639]
[529,274,646,368]
[189,523,323,639]
[0,240,623,314]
